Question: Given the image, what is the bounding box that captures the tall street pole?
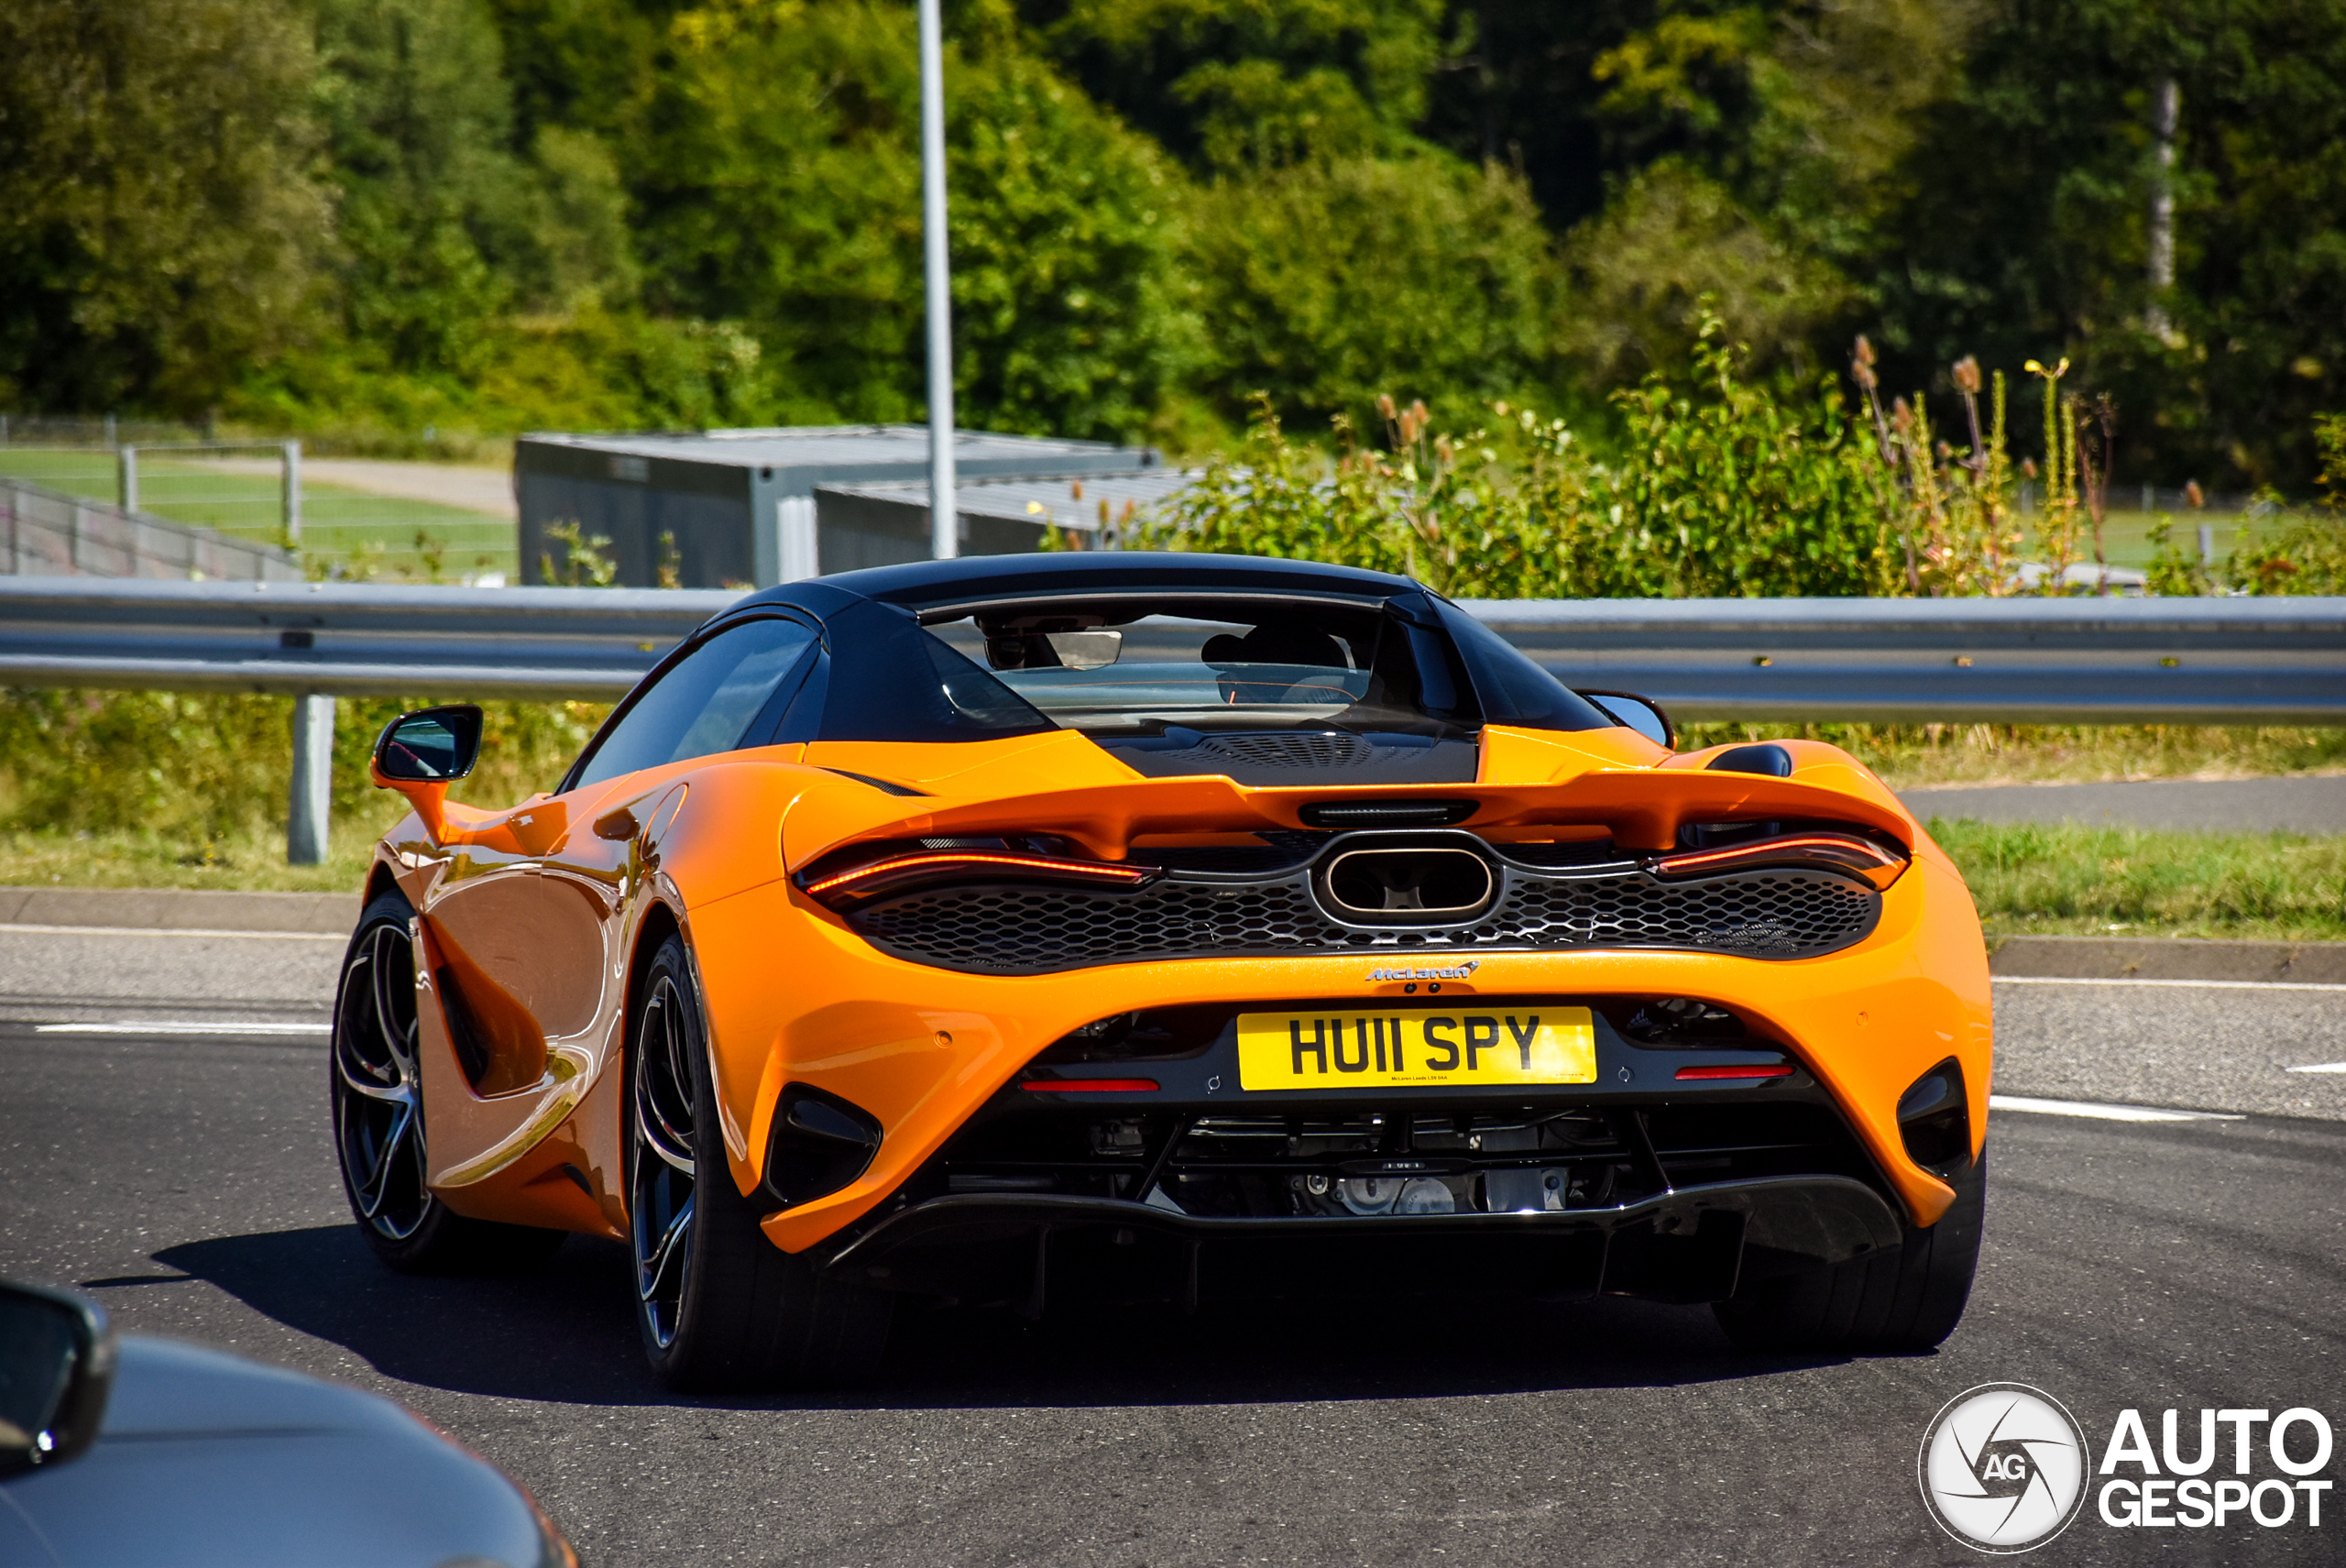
[918,0,957,560]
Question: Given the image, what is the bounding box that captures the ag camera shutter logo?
[1918,1383,2090,1552]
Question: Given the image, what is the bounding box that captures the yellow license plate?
[1235,1007,1596,1091]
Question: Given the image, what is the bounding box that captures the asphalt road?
[1901,773,2346,834]
[3,932,2343,1565]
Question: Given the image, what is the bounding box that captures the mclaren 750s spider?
[332,553,1989,1387]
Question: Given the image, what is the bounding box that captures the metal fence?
[0,578,2339,860]
[0,441,518,584]
[0,477,301,581]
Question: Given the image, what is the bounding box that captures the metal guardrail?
[0,578,2341,721]
[1473,596,2346,726]
[0,577,733,700]
[0,578,2341,862]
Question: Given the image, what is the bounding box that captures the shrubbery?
[1113,315,2346,599]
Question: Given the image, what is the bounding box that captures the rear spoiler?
[780,749,1913,870]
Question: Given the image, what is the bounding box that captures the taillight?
[1653,831,1908,891]
[796,838,1158,910]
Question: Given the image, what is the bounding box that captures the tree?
[1179,152,1562,429]
[1018,0,1449,173]
[1875,0,2346,488]
[314,0,639,372]
[0,0,331,413]
[632,0,1188,438]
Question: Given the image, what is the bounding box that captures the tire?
[1713,1149,1986,1354]
[627,930,893,1389]
[331,886,567,1274]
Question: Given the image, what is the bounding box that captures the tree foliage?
[3,0,2342,490]
[634,0,1188,437]
[0,0,332,411]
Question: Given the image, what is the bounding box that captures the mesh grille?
[1479,869,1878,957]
[1198,732,1377,769]
[848,862,1879,974]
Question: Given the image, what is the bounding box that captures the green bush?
[1126,313,2002,598]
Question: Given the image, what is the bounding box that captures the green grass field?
[1930,819,2346,942]
[0,447,519,580]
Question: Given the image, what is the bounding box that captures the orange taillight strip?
[1653,833,1908,890]
[803,850,1154,899]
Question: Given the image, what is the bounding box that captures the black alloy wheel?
[331,886,566,1273]
[625,929,893,1388]
[630,966,699,1352]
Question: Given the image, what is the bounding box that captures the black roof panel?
[733,552,1421,618]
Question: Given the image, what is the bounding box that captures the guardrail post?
[282,440,302,549]
[117,445,138,515]
[289,693,335,865]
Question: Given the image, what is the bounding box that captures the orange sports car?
[334,554,1990,1387]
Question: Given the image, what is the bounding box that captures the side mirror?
[1580,690,1674,751]
[0,1279,115,1476]
[369,705,483,841]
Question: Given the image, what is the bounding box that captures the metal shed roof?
[816,466,1200,535]
[521,425,1148,471]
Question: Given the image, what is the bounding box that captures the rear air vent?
[1204,732,1376,769]
[1103,730,1481,784]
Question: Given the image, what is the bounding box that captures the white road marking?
[36,1021,332,1036]
[1990,1093,2244,1124]
[0,923,344,942]
[2286,1062,2346,1074]
[1993,975,2346,992]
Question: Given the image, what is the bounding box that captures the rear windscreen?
[915,592,1610,740]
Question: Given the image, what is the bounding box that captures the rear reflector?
[1674,1062,1793,1080]
[1021,1078,1159,1093]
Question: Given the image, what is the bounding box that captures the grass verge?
[1930,819,2346,942]
[0,825,385,894]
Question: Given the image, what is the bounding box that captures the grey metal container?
[515,425,1158,588]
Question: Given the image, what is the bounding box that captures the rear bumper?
[816,1174,1904,1310]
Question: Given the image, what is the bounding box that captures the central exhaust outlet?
[1321,846,1495,924]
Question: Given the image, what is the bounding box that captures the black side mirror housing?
[371,705,484,783]
[1578,690,1674,751]
[0,1279,116,1475]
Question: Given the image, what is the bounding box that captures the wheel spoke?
[636,1190,693,1305]
[349,1098,417,1218]
[334,1058,412,1103]
[369,924,418,1072]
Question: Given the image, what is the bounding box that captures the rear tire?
[626,930,893,1389]
[1713,1150,1985,1354]
[331,886,567,1274]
